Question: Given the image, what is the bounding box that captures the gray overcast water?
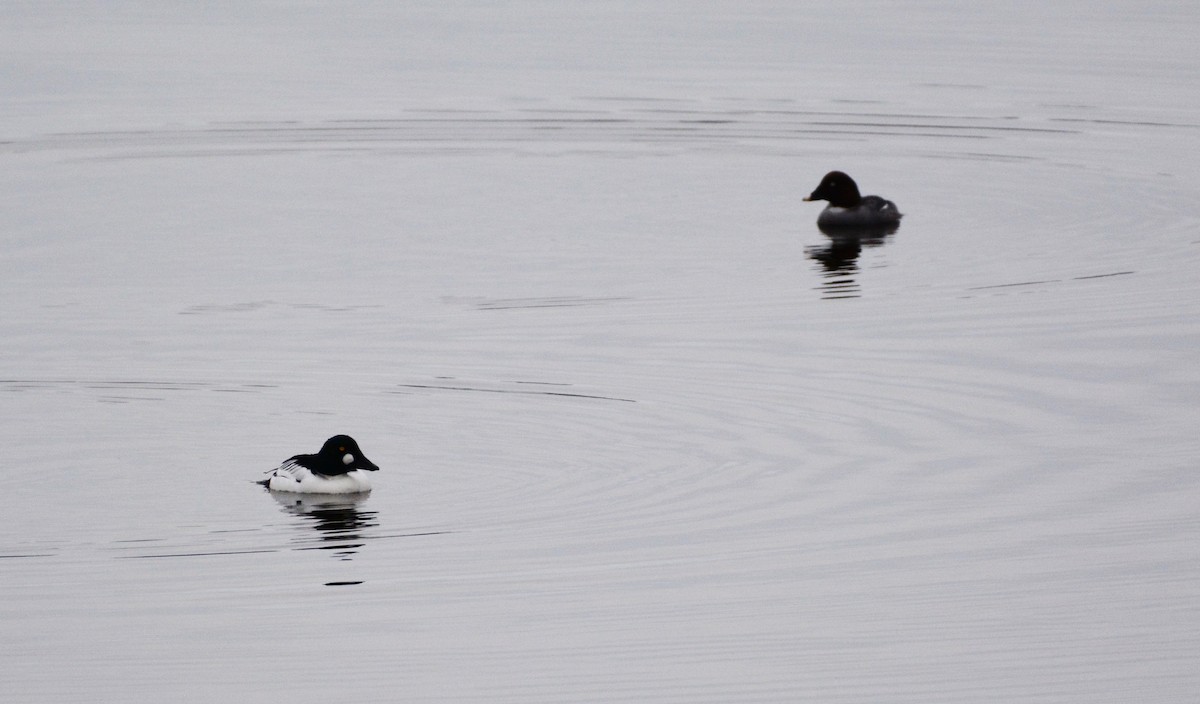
[2,3,1199,703]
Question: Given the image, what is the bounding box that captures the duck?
[259,435,380,494]
[803,171,902,229]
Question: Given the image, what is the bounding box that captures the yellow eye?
[339,446,346,452]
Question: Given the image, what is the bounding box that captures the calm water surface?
[2,3,1199,703]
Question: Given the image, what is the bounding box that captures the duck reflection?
[270,492,378,561]
[805,222,899,299]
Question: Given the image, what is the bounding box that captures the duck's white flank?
[264,460,374,494]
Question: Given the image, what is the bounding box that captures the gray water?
[3,3,1199,703]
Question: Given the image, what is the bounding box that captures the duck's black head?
[803,171,863,208]
[312,434,380,475]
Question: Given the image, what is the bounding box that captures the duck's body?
[262,461,375,494]
[804,171,902,229]
[259,435,379,494]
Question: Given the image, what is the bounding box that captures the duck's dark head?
[318,434,380,472]
[803,171,863,208]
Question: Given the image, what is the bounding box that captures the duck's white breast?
[265,462,373,494]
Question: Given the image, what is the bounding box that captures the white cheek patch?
[343,453,354,465]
